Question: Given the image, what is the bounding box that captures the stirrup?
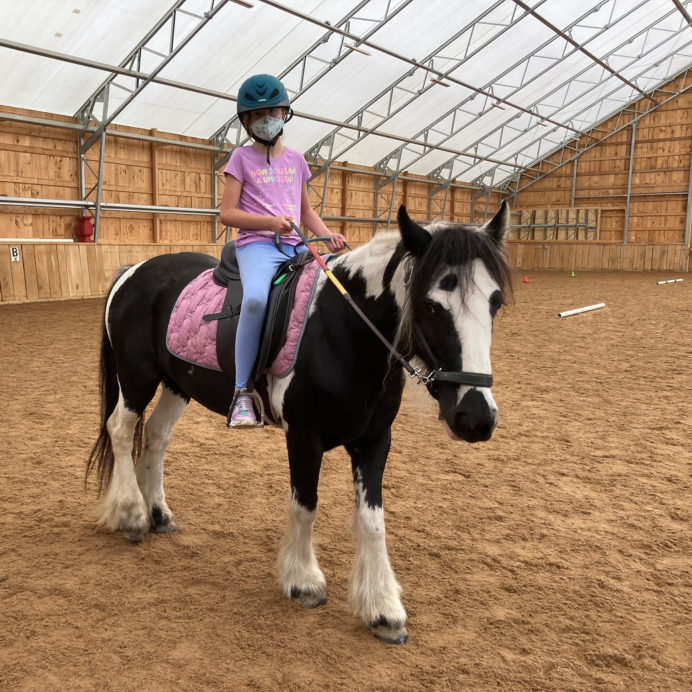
[226,388,265,429]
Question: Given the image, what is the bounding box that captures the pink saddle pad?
[166,259,323,378]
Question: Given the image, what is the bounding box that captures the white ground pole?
[557,303,606,318]
[657,279,684,284]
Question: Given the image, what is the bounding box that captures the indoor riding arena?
[1,2,691,691]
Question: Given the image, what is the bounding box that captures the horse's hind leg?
[98,375,160,542]
[135,382,189,533]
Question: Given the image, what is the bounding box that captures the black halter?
[404,262,493,389]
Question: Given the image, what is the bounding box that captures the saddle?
[203,241,315,390]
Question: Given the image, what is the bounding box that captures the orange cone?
[522,275,530,283]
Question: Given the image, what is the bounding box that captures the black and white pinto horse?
[86,203,512,644]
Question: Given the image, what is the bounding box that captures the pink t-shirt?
[223,145,312,247]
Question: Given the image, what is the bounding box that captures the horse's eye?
[425,303,436,315]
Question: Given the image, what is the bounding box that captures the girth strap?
[203,283,241,322]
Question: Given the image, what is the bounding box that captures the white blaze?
[428,259,498,412]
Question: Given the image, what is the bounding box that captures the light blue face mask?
[251,116,284,142]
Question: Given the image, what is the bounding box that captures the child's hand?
[270,216,295,236]
[325,233,346,253]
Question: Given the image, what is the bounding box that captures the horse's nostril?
[453,390,497,441]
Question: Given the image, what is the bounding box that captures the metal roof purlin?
[372,0,630,189]
[466,34,692,188]
[512,0,656,104]
[0,37,529,167]
[263,0,591,136]
[507,64,692,202]
[434,3,692,186]
[304,0,535,178]
[210,0,413,167]
[77,0,233,155]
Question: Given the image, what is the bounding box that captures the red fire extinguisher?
[76,216,95,242]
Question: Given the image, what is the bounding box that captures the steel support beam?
[261,0,581,136]
[510,67,692,200]
[571,154,579,208]
[437,5,692,186]
[673,0,692,25]
[77,0,231,156]
[0,37,527,169]
[623,121,637,244]
[305,1,538,181]
[374,1,631,190]
[685,131,692,248]
[211,0,410,160]
[0,198,218,215]
[512,0,655,104]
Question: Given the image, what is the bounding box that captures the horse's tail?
[85,266,144,496]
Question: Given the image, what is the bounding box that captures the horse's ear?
[397,205,431,256]
[481,200,509,247]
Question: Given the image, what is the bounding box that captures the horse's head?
[397,202,511,443]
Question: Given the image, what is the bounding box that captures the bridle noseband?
[404,262,493,390]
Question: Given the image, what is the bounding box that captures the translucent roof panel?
[2,0,692,186]
[0,1,178,114]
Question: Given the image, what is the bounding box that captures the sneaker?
[230,395,257,427]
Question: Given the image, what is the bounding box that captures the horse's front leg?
[277,431,327,608]
[346,429,407,644]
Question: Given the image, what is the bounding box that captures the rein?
[288,222,493,390]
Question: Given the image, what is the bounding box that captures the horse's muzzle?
[443,388,498,443]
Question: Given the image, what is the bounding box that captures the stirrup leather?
[226,388,265,429]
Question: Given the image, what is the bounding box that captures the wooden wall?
[513,72,692,245]
[0,106,217,244]
[508,242,688,272]
[3,84,692,288]
[0,242,222,304]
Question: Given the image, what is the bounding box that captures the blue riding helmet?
[237,74,291,116]
[236,74,293,163]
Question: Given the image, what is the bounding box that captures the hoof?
[122,526,148,543]
[150,523,177,534]
[290,586,327,609]
[370,617,408,645]
[150,506,176,534]
[98,496,149,543]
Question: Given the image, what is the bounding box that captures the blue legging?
[235,240,307,390]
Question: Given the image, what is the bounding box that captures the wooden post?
[151,128,160,244]
[402,174,409,212]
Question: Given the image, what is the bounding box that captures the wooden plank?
[47,244,63,298]
[95,244,107,294]
[33,244,51,299]
[87,244,101,295]
[0,244,14,301]
[78,244,92,296]
[10,245,27,301]
[22,244,40,300]
[55,244,70,298]
[657,244,670,271]
[644,244,654,271]
[64,244,83,296]
[575,244,585,270]
[117,245,130,269]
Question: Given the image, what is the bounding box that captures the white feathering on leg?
[277,491,326,600]
[97,392,149,540]
[349,479,406,627]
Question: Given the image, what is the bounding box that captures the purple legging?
[234,240,306,390]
